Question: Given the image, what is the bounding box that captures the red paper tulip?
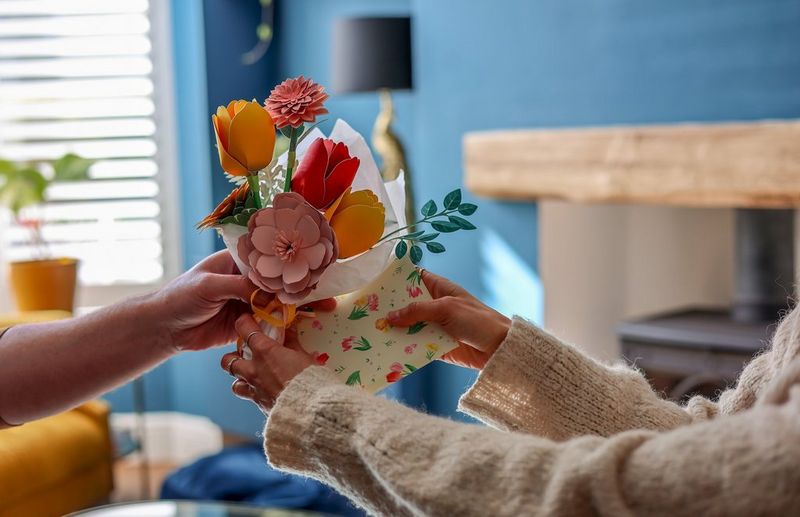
[292,138,360,209]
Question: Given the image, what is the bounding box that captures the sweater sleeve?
[265,364,800,517]
[458,317,692,439]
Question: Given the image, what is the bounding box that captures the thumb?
[421,271,470,299]
[387,298,449,327]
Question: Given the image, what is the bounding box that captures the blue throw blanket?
[161,443,364,516]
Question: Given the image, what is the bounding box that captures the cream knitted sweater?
[265,311,800,516]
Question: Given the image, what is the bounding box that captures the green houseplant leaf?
[0,167,47,215]
[52,153,93,182]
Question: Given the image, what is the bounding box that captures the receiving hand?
[151,250,257,352]
[220,313,317,412]
[386,271,511,370]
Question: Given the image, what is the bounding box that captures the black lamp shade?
[332,17,413,93]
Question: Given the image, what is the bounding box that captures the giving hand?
[151,250,256,352]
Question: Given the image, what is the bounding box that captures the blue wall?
[262,0,800,418]
[106,0,800,430]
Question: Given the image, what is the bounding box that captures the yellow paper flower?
[324,188,385,259]
[212,100,276,176]
[425,343,439,353]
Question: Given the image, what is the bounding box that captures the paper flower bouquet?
[199,76,478,391]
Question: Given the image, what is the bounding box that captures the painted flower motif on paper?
[406,285,423,298]
[404,343,417,355]
[341,336,356,352]
[375,318,392,332]
[312,351,330,366]
[311,319,323,330]
[407,321,427,335]
[345,370,362,387]
[349,293,380,320]
[386,362,417,384]
[341,336,371,352]
[425,343,440,360]
[386,371,403,383]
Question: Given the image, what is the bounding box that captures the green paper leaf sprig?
[378,188,478,265]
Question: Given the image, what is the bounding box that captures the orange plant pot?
[9,258,79,312]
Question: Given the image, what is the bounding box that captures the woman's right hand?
[386,271,511,370]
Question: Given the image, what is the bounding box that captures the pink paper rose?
[237,192,338,304]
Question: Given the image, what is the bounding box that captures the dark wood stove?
[618,209,794,401]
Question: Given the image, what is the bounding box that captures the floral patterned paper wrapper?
[295,255,458,393]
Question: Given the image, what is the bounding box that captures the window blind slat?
[0,0,148,17]
[2,139,157,161]
[6,220,161,242]
[35,199,160,222]
[0,35,151,58]
[0,14,150,37]
[46,179,159,201]
[88,159,158,179]
[2,119,156,141]
[0,98,156,121]
[0,56,153,79]
[0,78,154,100]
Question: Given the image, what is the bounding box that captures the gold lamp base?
[372,89,415,226]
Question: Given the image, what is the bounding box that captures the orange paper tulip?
[212,100,276,175]
[325,188,386,259]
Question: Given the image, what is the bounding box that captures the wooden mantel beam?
[463,120,800,208]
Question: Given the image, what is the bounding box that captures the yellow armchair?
[0,401,115,516]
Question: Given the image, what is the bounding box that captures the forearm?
[267,366,800,517]
[459,317,691,439]
[0,293,174,424]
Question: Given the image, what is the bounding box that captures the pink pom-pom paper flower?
[237,192,338,304]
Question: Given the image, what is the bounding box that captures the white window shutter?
[0,0,182,307]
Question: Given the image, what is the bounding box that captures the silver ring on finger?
[244,330,260,348]
[226,356,241,375]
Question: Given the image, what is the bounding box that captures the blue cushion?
[160,443,363,516]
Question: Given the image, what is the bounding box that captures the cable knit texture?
[265,311,800,516]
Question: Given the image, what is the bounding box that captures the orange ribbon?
[236,290,318,354]
[250,289,297,328]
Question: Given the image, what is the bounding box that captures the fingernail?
[387,311,398,321]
